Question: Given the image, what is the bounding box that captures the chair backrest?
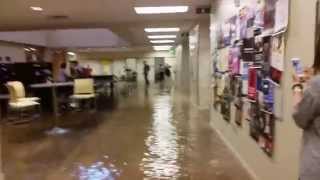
[6,83,18,102]
[6,81,26,100]
[74,78,94,94]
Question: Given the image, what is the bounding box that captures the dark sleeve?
[293,89,319,129]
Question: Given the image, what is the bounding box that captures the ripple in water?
[141,95,182,179]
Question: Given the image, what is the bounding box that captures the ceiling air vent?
[196,6,211,14]
[47,15,69,20]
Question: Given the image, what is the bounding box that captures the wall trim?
[209,117,260,180]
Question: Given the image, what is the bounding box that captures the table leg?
[46,86,69,135]
[52,87,58,117]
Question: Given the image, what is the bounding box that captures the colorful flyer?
[229,47,241,74]
[239,6,248,39]
[240,61,250,95]
[248,67,258,100]
[263,0,277,31]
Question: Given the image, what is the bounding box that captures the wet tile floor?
[1,85,253,180]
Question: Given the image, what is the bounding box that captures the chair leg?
[36,104,42,119]
[94,97,98,111]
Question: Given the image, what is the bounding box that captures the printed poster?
[217,48,230,72]
[271,33,285,71]
[240,61,250,95]
[274,0,289,33]
[263,0,277,31]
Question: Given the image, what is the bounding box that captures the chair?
[6,83,41,124]
[6,81,40,102]
[70,78,96,110]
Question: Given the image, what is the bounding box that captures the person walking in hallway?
[292,55,320,180]
[143,61,150,85]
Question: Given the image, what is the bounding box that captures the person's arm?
[293,85,318,129]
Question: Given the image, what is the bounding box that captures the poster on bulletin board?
[212,0,290,158]
[274,0,289,33]
[271,33,285,72]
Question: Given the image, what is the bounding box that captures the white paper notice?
[274,0,289,33]
[271,33,285,71]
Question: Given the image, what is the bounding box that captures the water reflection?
[141,94,182,179]
[74,161,120,180]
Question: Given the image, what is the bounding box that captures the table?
[30,82,74,135]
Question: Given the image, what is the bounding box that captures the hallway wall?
[77,55,176,84]
[209,0,317,180]
[197,20,211,109]
[175,35,191,95]
[175,20,211,109]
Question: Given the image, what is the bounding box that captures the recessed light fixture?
[153,45,172,51]
[30,6,43,11]
[148,35,177,39]
[150,40,175,44]
[67,52,76,56]
[24,48,30,52]
[134,6,189,14]
[145,28,180,33]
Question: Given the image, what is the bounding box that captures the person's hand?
[293,67,314,83]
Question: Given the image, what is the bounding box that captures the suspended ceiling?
[0,0,210,49]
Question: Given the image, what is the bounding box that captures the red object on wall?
[248,67,257,100]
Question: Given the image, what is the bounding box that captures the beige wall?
[0,41,25,62]
[175,35,191,94]
[209,0,318,180]
[77,51,176,82]
[198,19,211,109]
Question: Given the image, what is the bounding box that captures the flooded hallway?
[2,85,252,180]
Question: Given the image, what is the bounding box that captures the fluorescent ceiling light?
[153,45,172,51]
[145,28,180,33]
[134,6,189,14]
[148,35,177,39]
[30,6,43,11]
[150,40,175,44]
[67,52,76,56]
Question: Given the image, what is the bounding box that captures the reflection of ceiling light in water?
[141,95,181,179]
[148,35,177,39]
[145,28,180,33]
[30,6,43,11]
[134,6,189,14]
[67,52,76,56]
[153,46,172,51]
[150,40,175,44]
[76,161,119,179]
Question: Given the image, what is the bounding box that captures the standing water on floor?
[141,93,182,179]
[1,85,252,180]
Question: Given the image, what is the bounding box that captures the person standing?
[143,61,150,85]
[70,61,84,78]
[165,64,171,78]
[292,63,320,180]
[57,63,69,82]
[159,64,165,82]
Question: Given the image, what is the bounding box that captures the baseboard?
[209,120,260,180]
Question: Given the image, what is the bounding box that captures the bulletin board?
[212,0,289,157]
